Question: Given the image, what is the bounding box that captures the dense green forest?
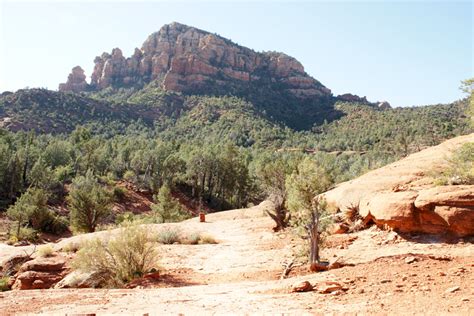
[0,84,471,241]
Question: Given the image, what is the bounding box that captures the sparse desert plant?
[8,226,38,243]
[0,276,11,291]
[184,232,201,245]
[198,233,218,244]
[37,244,55,257]
[157,227,181,244]
[72,225,158,287]
[61,241,82,253]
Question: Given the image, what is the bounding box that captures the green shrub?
[112,186,127,202]
[7,188,50,231]
[72,225,158,287]
[8,225,38,243]
[157,227,181,244]
[0,276,11,291]
[47,215,69,234]
[68,171,112,233]
[152,185,190,223]
[37,244,54,257]
[436,143,474,185]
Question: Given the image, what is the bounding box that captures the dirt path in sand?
[1,201,473,315]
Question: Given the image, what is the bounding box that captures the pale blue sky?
[0,0,472,107]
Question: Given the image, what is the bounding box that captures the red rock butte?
[59,22,331,98]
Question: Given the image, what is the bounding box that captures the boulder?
[291,281,313,292]
[12,256,67,290]
[359,191,419,233]
[316,281,344,294]
[1,254,32,276]
[18,257,65,273]
[414,186,474,211]
[321,134,474,237]
[54,271,102,289]
[12,271,65,290]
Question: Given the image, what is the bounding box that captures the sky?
[0,0,472,107]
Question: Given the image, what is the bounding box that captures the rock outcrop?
[377,101,391,109]
[12,256,67,290]
[337,93,369,104]
[58,66,88,92]
[322,133,474,237]
[59,22,331,98]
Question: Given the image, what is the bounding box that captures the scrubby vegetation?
[0,276,11,291]
[156,227,181,244]
[72,225,158,287]
[435,142,474,185]
[37,244,55,257]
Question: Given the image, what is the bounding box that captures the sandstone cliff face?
[59,22,331,98]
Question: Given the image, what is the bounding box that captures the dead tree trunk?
[308,210,320,269]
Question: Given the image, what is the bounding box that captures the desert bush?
[435,143,474,185]
[72,225,158,287]
[0,276,11,291]
[177,231,218,245]
[115,212,161,226]
[37,244,54,257]
[184,232,201,245]
[46,215,69,234]
[112,186,127,202]
[198,233,218,244]
[61,241,82,253]
[7,188,50,231]
[8,226,38,243]
[157,227,181,244]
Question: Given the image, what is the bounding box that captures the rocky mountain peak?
[59,22,331,98]
[58,66,88,93]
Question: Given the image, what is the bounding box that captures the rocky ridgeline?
[59,22,331,98]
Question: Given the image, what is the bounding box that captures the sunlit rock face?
[59,22,331,98]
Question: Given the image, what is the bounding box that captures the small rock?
[32,279,45,288]
[438,271,446,276]
[381,279,391,284]
[445,286,460,293]
[405,256,417,264]
[144,272,160,280]
[317,281,343,294]
[292,281,313,292]
[461,297,470,302]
